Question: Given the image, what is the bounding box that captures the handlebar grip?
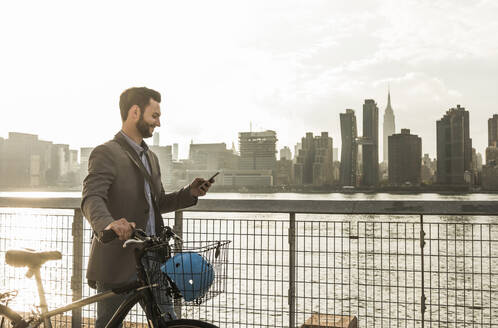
[99,229,118,243]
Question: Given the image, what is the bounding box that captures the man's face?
[136,99,161,138]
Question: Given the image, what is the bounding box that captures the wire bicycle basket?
[144,240,230,307]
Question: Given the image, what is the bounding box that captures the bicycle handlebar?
[98,226,182,245]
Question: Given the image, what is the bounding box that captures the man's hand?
[104,218,136,241]
[189,177,213,197]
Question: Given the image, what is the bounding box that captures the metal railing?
[0,197,498,327]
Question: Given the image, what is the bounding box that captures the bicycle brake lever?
[163,226,183,242]
[123,238,144,248]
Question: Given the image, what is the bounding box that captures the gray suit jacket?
[81,132,197,285]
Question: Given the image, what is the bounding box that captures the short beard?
[136,113,153,138]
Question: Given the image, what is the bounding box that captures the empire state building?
[383,89,395,163]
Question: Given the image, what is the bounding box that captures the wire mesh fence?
[1,207,498,327]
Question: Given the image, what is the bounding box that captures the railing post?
[71,209,84,328]
[173,210,183,319]
[288,212,296,328]
[419,214,426,327]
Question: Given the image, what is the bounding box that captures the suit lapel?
[114,133,145,171]
[114,132,160,200]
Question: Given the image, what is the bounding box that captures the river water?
[1,192,497,327]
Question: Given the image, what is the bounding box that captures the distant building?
[482,114,498,190]
[0,132,79,188]
[231,142,237,155]
[340,109,358,186]
[332,160,341,183]
[294,133,314,185]
[186,143,239,188]
[421,154,436,184]
[294,132,333,186]
[482,164,498,190]
[486,145,498,164]
[275,159,293,186]
[388,129,421,186]
[172,143,179,162]
[486,114,498,164]
[0,133,52,187]
[48,144,69,185]
[488,114,498,147]
[280,146,292,161]
[189,143,239,171]
[293,142,302,164]
[239,131,277,171]
[476,152,483,171]
[379,161,388,181]
[362,99,379,187]
[79,147,94,183]
[436,105,472,185]
[471,148,482,186]
[383,90,395,163]
[150,145,173,188]
[312,132,334,186]
[153,132,160,146]
[333,148,338,162]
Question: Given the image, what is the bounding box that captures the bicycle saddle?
[5,249,62,268]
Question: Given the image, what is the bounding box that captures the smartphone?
[208,172,220,183]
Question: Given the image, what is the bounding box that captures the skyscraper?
[294,132,333,186]
[362,99,379,186]
[239,130,277,171]
[488,114,498,147]
[340,109,358,186]
[312,132,334,186]
[388,129,421,186]
[294,133,314,185]
[483,114,498,190]
[436,105,472,185]
[383,89,395,163]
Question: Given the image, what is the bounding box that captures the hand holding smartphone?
[208,172,219,183]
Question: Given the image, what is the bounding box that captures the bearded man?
[81,87,211,327]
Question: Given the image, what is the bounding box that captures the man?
[81,87,211,327]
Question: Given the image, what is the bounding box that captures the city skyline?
[0,99,492,163]
[0,115,493,190]
[1,1,497,159]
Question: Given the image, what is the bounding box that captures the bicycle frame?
[30,246,161,328]
[30,280,152,328]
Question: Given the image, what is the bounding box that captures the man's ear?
[129,105,140,121]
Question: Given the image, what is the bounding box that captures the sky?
[0,0,497,160]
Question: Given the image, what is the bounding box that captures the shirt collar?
[120,130,149,155]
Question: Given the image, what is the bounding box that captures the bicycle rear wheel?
[0,305,25,328]
[162,319,218,328]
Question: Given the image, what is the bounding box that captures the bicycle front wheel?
[0,305,25,328]
[162,319,218,328]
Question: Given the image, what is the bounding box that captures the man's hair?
[119,87,161,121]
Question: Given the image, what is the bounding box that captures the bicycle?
[0,226,230,328]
